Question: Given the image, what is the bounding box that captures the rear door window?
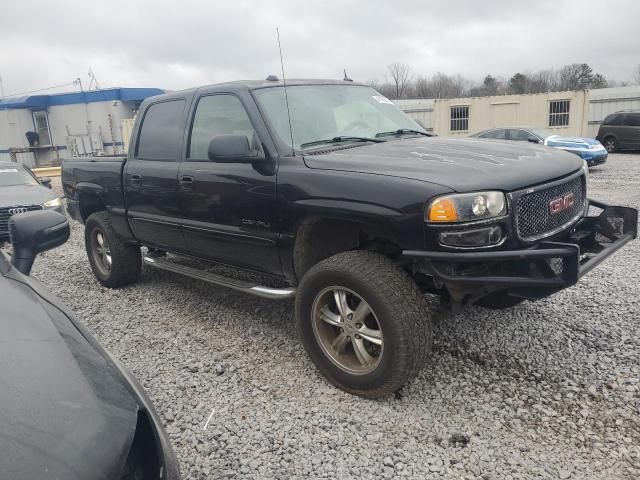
[624,114,640,127]
[136,99,186,160]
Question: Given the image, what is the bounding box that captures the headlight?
[43,197,63,209]
[427,191,506,223]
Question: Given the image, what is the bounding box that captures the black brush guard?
[403,200,637,300]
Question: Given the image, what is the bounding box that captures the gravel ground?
[31,154,640,479]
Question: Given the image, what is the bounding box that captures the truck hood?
[0,272,140,480]
[303,137,584,192]
[0,184,57,208]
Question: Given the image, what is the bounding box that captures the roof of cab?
[147,78,365,101]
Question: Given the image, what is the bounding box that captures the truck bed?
[61,156,127,224]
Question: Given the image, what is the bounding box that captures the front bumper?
[404,200,637,300]
[582,150,608,166]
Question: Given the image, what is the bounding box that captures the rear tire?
[85,211,141,288]
[476,291,525,310]
[603,136,618,153]
[295,250,432,398]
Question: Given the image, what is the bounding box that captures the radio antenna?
[277,27,295,156]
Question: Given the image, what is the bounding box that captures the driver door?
[178,93,280,275]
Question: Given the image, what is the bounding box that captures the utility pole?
[75,77,91,135]
[0,75,5,97]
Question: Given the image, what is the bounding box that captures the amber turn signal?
[428,198,458,222]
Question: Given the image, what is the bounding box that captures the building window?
[32,110,52,146]
[450,106,469,131]
[549,100,570,127]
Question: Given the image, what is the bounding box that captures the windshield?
[253,85,426,151]
[0,165,38,187]
[529,128,553,139]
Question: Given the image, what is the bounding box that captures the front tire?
[295,251,432,398]
[85,211,141,288]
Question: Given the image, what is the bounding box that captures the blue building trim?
[0,87,164,111]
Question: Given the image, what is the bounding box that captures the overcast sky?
[1,0,639,96]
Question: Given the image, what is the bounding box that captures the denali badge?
[549,192,575,215]
[8,207,29,215]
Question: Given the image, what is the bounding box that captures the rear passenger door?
[125,98,187,251]
[178,93,280,275]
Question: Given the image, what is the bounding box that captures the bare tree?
[387,63,413,99]
[414,75,431,98]
[526,69,554,93]
[367,62,618,100]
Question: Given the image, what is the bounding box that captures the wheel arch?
[78,191,107,222]
[292,215,403,280]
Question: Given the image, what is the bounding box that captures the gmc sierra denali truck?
[62,79,637,398]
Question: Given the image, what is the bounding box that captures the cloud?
[1,0,638,95]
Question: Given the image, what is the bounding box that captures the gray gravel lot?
[33,154,640,479]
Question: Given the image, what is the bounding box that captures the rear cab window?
[136,99,186,160]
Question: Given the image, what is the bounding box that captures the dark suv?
[596,110,640,152]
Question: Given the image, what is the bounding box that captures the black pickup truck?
[63,79,637,398]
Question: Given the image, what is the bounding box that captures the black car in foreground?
[0,161,63,241]
[0,210,179,480]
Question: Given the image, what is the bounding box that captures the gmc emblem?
[549,192,575,215]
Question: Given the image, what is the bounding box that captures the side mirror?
[527,136,540,144]
[9,210,70,275]
[207,135,264,163]
[39,177,52,188]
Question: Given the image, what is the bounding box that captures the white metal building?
[397,85,640,139]
[393,99,435,132]
[586,86,640,137]
[0,87,164,167]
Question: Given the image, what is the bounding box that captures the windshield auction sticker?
[372,95,394,104]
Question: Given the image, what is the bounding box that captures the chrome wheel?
[91,229,112,275]
[311,286,383,375]
[604,138,617,153]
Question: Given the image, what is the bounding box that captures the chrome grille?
[515,175,585,241]
[0,205,43,237]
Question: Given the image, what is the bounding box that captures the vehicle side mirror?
[39,177,52,188]
[527,136,540,144]
[207,135,264,163]
[9,210,70,275]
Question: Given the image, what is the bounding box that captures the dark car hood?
[0,269,139,480]
[0,184,57,207]
[303,137,584,192]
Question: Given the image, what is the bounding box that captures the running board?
[143,256,296,300]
